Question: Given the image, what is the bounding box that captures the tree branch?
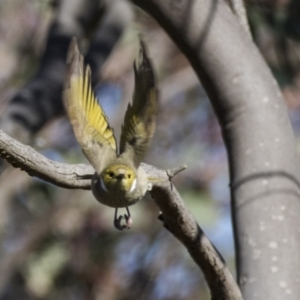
[0,127,242,300]
[0,129,93,189]
[229,0,251,38]
[131,0,300,299]
[152,182,243,300]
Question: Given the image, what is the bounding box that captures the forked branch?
[0,128,242,299]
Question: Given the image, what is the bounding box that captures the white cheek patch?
[100,177,108,192]
[129,178,137,193]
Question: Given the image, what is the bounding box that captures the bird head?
[100,164,137,193]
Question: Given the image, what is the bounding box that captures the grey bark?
[229,0,251,38]
[130,0,300,299]
[152,182,243,300]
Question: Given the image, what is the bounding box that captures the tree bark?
[0,128,242,300]
[131,0,300,299]
[152,182,243,300]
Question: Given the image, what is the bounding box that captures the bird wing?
[119,41,158,167]
[63,38,117,173]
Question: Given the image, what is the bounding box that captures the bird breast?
[91,166,148,208]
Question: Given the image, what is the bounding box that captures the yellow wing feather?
[64,38,117,172]
[119,41,158,167]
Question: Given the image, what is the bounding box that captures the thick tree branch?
[0,129,93,189]
[152,182,243,300]
[131,0,300,299]
[0,128,242,300]
[229,0,251,38]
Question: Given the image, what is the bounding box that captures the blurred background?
[0,0,299,299]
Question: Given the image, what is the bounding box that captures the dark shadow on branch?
[232,171,300,191]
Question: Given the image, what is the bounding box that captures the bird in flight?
[63,38,158,230]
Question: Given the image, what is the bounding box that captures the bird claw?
[125,214,133,228]
[114,208,132,231]
[114,215,125,231]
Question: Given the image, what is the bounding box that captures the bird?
[63,37,158,230]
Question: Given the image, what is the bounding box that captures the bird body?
[92,162,148,208]
[63,38,157,230]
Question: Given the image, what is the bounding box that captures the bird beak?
[116,174,125,180]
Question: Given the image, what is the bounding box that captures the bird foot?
[114,208,132,231]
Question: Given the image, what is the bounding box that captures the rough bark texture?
[130,0,300,299]
[0,130,94,189]
[0,128,242,300]
[152,182,243,300]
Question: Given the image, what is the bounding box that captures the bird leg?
[114,208,124,231]
[114,207,133,231]
[124,207,133,228]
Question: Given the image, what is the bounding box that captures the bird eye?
[128,174,131,179]
[109,172,114,178]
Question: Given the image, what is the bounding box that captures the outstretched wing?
[63,37,117,173]
[119,41,158,167]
